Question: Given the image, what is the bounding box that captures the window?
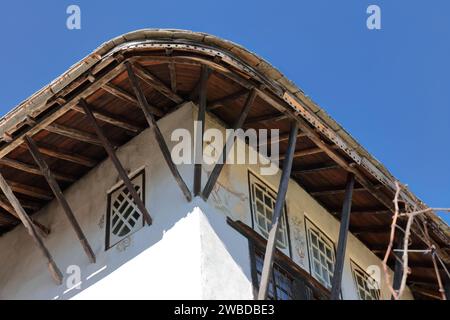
[248,172,289,250]
[351,262,381,300]
[254,252,295,300]
[306,220,335,289]
[106,171,145,249]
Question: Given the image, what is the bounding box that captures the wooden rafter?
[168,61,177,93]
[45,124,103,146]
[292,164,341,175]
[103,83,138,105]
[244,113,288,126]
[310,186,371,197]
[126,62,192,202]
[202,89,257,200]
[80,99,153,225]
[258,132,308,147]
[132,62,183,104]
[72,104,143,133]
[18,143,96,167]
[208,89,249,111]
[25,135,96,263]
[0,172,63,284]
[0,158,75,183]
[7,180,52,201]
[190,68,212,102]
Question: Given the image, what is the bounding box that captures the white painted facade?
[0,102,413,300]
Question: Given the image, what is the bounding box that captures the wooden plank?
[18,143,96,167]
[125,62,192,202]
[103,83,138,105]
[244,113,288,126]
[310,187,367,197]
[7,180,52,201]
[132,62,183,104]
[202,89,257,200]
[332,209,391,216]
[0,62,126,160]
[80,99,153,225]
[258,132,307,147]
[168,61,177,93]
[258,121,299,300]
[45,124,103,146]
[330,172,355,299]
[292,164,341,175]
[278,146,339,161]
[72,104,143,133]
[190,68,212,101]
[25,135,96,264]
[193,65,209,196]
[0,172,63,284]
[208,89,249,111]
[0,158,75,183]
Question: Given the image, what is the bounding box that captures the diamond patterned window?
[106,171,145,249]
[249,172,289,250]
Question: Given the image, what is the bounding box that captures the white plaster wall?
[0,102,413,300]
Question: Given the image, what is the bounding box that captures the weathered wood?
[46,123,103,146]
[168,61,177,93]
[330,172,355,300]
[258,132,308,147]
[293,164,341,175]
[0,158,75,183]
[202,89,257,200]
[208,89,249,111]
[310,186,367,197]
[193,65,209,196]
[332,209,391,216]
[0,195,40,211]
[132,62,183,104]
[80,99,153,225]
[258,121,299,300]
[18,143,96,167]
[72,104,143,133]
[190,68,212,101]
[0,172,63,284]
[25,135,96,264]
[278,146,338,161]
[103,83,138,105]
[7,180,52,201]
[125,62,192,202]
[0,62,127,161]
[244,113,288,126]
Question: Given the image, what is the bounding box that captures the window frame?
[105,169,146,250]
[247,170,292,256]
[350,260,381,300]
[304,217,337,290]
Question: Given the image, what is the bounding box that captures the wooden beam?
[0,172,63,284]
[125,62,192,202]
[25,135,96,264]
[80,99,153,225]
[259,132,308,147]
[330,172,355,299]
[0,158,75,183]
[72,104,144,133]
[168,61,177,93]
[332,209,391,216]
[202,90,257,200]
[258,121,299,300]
[244,113,288,126]
[132,62,183,104]
[310,186,368,197]
[278,145,339,161]
[0,195,41,211]
[193,65,209,196]
[351,225,401,235]
[7,180,52,201]
[208,89,249,111]
[103,83,138,104]
[46,124,103,146]
[190,68,212,102]
[18,143,96,167]
[292,164,341,175]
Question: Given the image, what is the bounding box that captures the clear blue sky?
[0,1,448,223]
